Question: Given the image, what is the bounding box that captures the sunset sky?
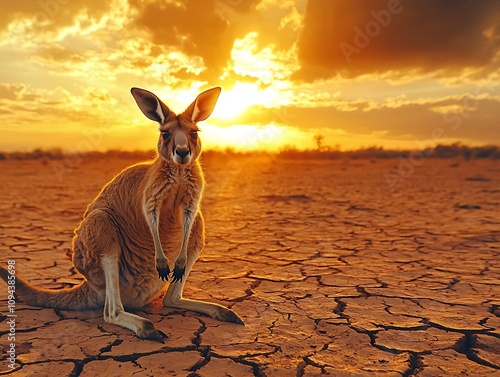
[0,0,499,152]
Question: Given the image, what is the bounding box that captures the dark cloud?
[131,0,262,83]
[2,0,294,87]
[222,96,500,144]
[296,0,500,81]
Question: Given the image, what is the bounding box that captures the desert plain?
[0,153,499,376]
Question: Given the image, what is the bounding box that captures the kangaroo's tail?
[0,266,101,310]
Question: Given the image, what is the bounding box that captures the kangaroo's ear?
[184,87,221,123]
[130,87,170,124]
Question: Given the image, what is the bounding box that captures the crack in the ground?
[355,286,371,298]
[428,320,493,334]
[295,359,308,377]
[186,316,277,376]
[489,304,500,317]
[14,338,199,377]
[402,352,423,377]
[6,283,500,376]
[453,333,500,370]
[191,318,207,349]
[0,359,25,375]
[355,291,496,308]
[227,279,261,306]
[302,355,330,374]
[445,277,460,290]
[98,339,123,354]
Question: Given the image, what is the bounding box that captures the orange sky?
[0,0,499,152]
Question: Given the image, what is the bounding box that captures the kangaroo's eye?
[161,131,170,139]
[190,130,198,139]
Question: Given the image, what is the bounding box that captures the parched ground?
[0,154,499,376]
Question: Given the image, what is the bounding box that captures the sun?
[211,82,262,120]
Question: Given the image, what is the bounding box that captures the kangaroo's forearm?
[145,209,163,254]
[142,189,171,281]
[180,207,197,254]
[142,182,169,255]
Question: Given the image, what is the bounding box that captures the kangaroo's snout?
[175,146,190,158]
[173,144,191,164]
[172,130,192,164]
[175,146,191,164]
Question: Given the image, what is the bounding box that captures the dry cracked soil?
[0,154,499,376]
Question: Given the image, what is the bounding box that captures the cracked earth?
[0,155,499,376]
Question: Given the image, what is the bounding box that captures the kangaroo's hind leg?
[101,255,167,342]
[162,212,244,324]
[82,210,167,342]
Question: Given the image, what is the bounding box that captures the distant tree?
[314,133,325,152]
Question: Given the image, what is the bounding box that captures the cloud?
[0,0,498,152]
[0,83,29,100]
[0,1,112,37]
[0,84,125,127]
[130,0,304,85]
[227,32,300,84]
[131,0,261,82]
[2,0,302,89]
[219,92,500,145]
[295,0,500,81]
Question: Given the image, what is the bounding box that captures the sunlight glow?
[1,1,497,154]
[228,32,300,84]
[202,124,284,151]
[211,81,281,120]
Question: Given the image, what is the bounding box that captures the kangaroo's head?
[131,86,221,165]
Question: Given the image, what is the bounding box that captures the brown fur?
[0,87,243,342]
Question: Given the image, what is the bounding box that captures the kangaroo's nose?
[175,147,190,158]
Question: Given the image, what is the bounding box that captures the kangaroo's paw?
[156,258,171,281]
[137,320,168,343]
[171,266,185,283]
[157,266,171,281]
[216,307,245,325]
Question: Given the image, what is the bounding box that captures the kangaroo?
[0,86,243,342]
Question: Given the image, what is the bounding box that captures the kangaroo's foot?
[215,306,245,325]
[164,273,246,327]
[105,310,168,343]
[136,319,169,343]
[163,296,245,325]
[164,230,245,325]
